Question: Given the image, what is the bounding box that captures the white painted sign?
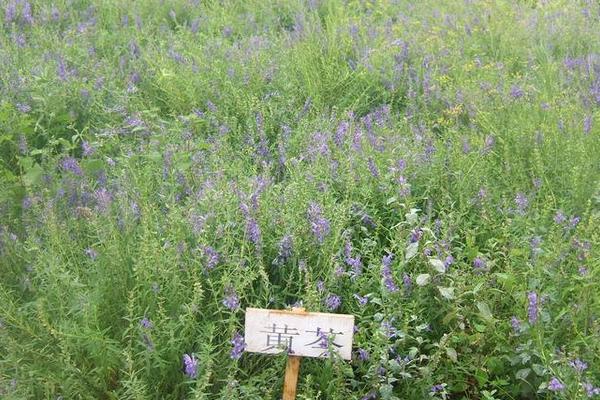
[244,308,355,360]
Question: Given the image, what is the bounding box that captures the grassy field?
[1,0,599,398]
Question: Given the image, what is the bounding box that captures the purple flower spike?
[182,354,198,378]
[140,317,153,329]
[381,253,398,292]
[357,348,370,361]
[60,157,83,176]
[222,288,240,311]
[473,257,486,270]
[548,377,564,392]
[307,202,330,244]
[82,141,95,157]
[569,358,588,373]
[510,316,522,333]
[230,332,246,360]
[353,293,368,306]
[325,294,341,311]
[527,291,538,325]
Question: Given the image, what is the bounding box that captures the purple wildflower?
[22,196,32,210]
[275,234,293,264]
[579,266,588,276]
[511,316,522,333]
[346,256,363,277]
[473,257,487,270]
[203,246,219,270]
[352,126,363,152]
[444,255,454,269]
[316,280,325,292]
[94,188,112,213]
[325,294,341,311]
[367,158,379,178]
[569,216,580,228]
[343,240,352,259]
[528,291,539,325]
[230,332,246,360]
[403,274,412,290]
[381,254,398,292]
[554,211,566,224]
[515,192,528,214]
[353,293,368,306]
[409,228,422,243]
[246,218,261,246]
[4,1,16,23]
[381,320,397,338]
[569,359,588,373]
[140,317,153,329]
[361,391,377,400]
[60,157,83,176]
[357,348,370,361]
[307,202,330,244]
[16,103,31,113]
[510,85,524,99]
[81,141,95,157]
[582,382,600,397]
[182,354,198,378]
[22,1,33,24]
[548,377,564,392]
[431,384,445,393]
[334,121,349,147]
[222,288,240,311]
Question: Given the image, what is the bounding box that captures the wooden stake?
[282,307,305,400]
[282,355,301,400]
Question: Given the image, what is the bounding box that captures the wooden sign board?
[244,308,355,360]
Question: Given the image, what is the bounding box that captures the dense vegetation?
[1,0,599,399]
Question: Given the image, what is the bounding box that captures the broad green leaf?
[446,347,458,362]
[477,301,494,321]
[416,274,430,286]
[429,258,446,273]
[438,286,455,299]
[516,368,531,380]
[23,163,43,186]
[405,242,419,261]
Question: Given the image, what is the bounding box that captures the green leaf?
[82,159,105,175]
[405,242,419,262]
[429,258,446,273]
[446,347,458,362]
[515,368,531,380]
[416,274,430,286]
[532,364,546,376]
[23,163,43,186]
[438,286,455,299]
[477,302,494,321]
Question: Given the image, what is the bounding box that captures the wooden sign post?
[244,307,354,399]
